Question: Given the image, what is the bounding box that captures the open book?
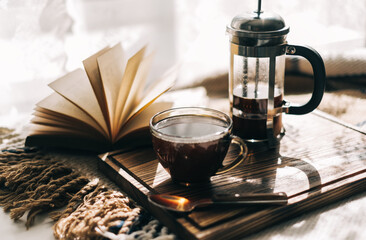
[25,43,176,152]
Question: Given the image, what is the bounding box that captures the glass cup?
[150,107,248,185]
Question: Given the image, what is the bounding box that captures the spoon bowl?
[148,192,288,212]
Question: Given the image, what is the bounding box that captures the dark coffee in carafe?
[232,84,283,141]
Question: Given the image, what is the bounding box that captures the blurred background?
[0,0,365,129]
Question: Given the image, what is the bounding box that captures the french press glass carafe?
[226,1,326,144]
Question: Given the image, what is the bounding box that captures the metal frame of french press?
[229,42,290,147]
[228,0,326,148]
[227,0,290,147]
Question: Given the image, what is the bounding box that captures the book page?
[33,107,109,139]
[29,124,101,139]
[117,101,173,140]
[34,107,84,125]
[83,46,111,131]
[114,46,147,133]
[34,111,75,125]
[34,106,62,118]
[123,66,177,126]
[48,68,109,136]
[31,116,105,139]
[36,92,108,139]
[133,53,155,106]
[116,52,154,130]
[97,43,126,137]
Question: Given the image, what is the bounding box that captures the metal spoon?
[148,192,288,212]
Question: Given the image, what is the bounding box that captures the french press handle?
[285,45,326,115]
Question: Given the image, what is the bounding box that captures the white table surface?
[0,211,54,240]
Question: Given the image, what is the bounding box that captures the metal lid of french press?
[226,0,289,41]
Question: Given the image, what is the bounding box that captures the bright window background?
[0,0,365,128]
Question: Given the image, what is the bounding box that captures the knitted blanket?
[0,134,175,240]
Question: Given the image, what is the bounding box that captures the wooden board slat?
[98,111,366,240]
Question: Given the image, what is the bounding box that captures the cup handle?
[285,44,326,115]
[216,135,248,175]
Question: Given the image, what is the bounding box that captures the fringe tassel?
[53,181,141,240]
[0,149,89,229]
[0,148,144,240]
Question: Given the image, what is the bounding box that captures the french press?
[226,0,326,144]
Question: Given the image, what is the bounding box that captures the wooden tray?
[98,111,366,240]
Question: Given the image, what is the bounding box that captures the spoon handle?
[212,192,288,205]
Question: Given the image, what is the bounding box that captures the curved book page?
[35,93,108,139]
[48,68,109,137]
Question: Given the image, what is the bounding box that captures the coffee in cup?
[150,107,248,185]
